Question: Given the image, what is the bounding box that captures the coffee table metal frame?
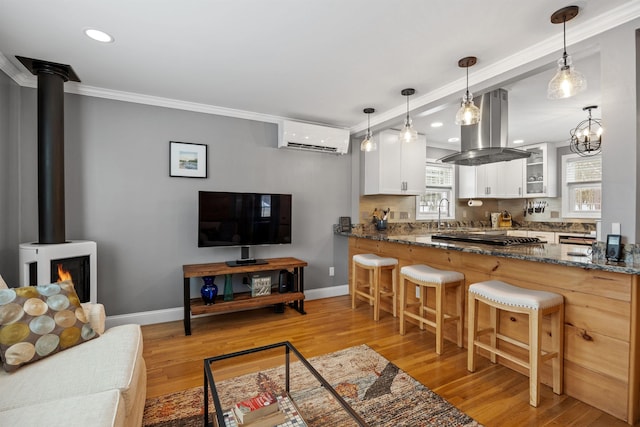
[204,341,368,427]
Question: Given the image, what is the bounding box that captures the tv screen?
[198,191,292,247]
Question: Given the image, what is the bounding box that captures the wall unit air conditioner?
[278,120,350,154]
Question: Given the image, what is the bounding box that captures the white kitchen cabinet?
[457,159,524,198]
[457,165,476,199]
[363,130,427,195]
[508,230,557,243]
[523,143,557,197]
[527,230,557,243]
[498,159,525,197]
[477,164,499,197]
[458,164,495,198]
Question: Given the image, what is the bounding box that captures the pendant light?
[548,6,586,99]
[398,88,418,143]
[455,56,481,126]
[360,108,376,152]
[570,105,602,156]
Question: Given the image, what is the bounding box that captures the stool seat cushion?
[353,254,398,267]
[469,280,563,310]
[400,264,464,284]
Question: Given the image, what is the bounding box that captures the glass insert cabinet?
[524,143,557,197]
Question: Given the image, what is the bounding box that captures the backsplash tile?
[344,220,596,237]
[359,194,596,231]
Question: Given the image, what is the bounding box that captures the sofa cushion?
[81,302,107,335]
[0,324,144,417]
[0,389,125,427]
[0,280,99,372]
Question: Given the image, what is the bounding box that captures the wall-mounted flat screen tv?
[198,191,292,247]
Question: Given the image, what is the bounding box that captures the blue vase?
[201,276,218,305]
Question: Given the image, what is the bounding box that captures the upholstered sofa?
[0,275,147,426]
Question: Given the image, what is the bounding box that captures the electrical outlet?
[415,287,420,298]
[612,222,621,234]
[329,267,335,276]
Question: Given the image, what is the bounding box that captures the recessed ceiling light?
[513,139,524,144]
[84,28,114,43]
[447,137,460,143]
[431,122,444,128]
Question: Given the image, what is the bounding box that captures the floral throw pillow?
[0,280,98,372]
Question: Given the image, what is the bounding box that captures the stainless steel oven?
[557,233,596,257]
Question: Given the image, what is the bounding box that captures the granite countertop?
[338,231,640,275]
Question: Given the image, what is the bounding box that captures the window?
[416,160,456,220]
[561,154,601,218]
[260,195,271,218]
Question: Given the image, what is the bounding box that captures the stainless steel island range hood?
[439,88,531,166]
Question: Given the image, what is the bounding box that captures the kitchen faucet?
[437,198,449,230]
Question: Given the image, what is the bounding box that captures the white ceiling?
[0,0,638,150]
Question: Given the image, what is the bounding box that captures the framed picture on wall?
[169,141,208,178]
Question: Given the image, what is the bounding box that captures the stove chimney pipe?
[16,56,80,244]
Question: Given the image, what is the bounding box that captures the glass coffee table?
[204,341,368,427]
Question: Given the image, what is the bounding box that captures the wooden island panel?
[348,236,639,423]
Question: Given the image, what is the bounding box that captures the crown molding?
[0,51,33,86]
[351,2,640,134]
[64,83,288,125]
[0,51,338,128]
[2,3,639,135]
[0,51,292,125]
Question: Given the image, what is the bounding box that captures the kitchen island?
[344,231,640,424]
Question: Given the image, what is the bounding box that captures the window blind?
[566,156,601,183]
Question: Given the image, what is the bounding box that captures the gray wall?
[600,23,640,243]
[8,87,351,316]
[0,70,20,284]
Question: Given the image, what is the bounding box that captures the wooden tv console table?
[182,257,307,335]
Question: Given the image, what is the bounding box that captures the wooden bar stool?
[399,264,464,355]
[467,280,564,407]
[351,254,398,321]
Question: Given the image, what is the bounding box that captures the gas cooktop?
[431,233,544,246]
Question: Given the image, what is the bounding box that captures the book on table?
[232,409,286,427]
[223,394,306,427]
[233,392,278,424]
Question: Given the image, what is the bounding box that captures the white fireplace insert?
[19,240,97,303]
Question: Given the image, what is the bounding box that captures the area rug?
[143,344,481,426]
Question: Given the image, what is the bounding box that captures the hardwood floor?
[142,295,629,426]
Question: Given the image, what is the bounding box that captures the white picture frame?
[170,141,208,178]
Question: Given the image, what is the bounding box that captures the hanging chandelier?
[548,6,586,99]
[398,88,418,143]
[570,105,602,156]
[455,56,481,126]
[360,108,376,152]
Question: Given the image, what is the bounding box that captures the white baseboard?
[105,284,349,329]
[304,284,348,301]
